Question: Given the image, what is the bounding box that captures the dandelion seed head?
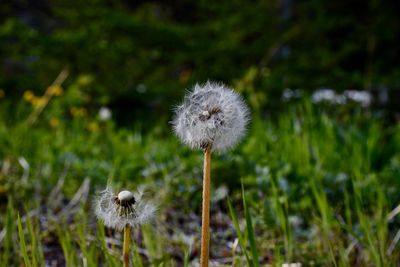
[94,186,156,231]
[172,81,250,152]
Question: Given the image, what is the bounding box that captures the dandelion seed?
[172,81,250,153]
[94,186,155,231]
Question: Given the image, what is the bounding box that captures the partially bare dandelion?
[172,81,249,153]
[94,186,155,231]
[95,186,156,267]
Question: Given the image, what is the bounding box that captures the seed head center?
[199,107,222,122]
[115,190,136,207]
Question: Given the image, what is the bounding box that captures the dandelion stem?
[123,224,131,267]
[200,144,211,267]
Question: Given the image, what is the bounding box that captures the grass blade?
[227,197,252,266]
[242,184,260,267]
[1,199,15,266]
[17,214,32,267]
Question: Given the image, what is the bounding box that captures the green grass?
[1,94,400,266]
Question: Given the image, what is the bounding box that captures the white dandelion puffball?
[172,81,250,152]
[98,107,112,121]
[94,187,156,231]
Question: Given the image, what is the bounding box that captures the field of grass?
[1,88,400,266]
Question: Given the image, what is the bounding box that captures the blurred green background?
[1,0,400,122]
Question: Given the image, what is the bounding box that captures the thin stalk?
[200,144,212,267]
[26,68,69,126]
[123,224,132,267]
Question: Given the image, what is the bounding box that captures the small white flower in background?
[18,157,29,170]
[312,88,373,107]
[282,88,302,101]
[282,263,302,267]
[94,186,156,231]
[311,88,340,103]
[343,90,372,107]
[98,107,112,121]
[136,83,147,93]
[172,81,250,152]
